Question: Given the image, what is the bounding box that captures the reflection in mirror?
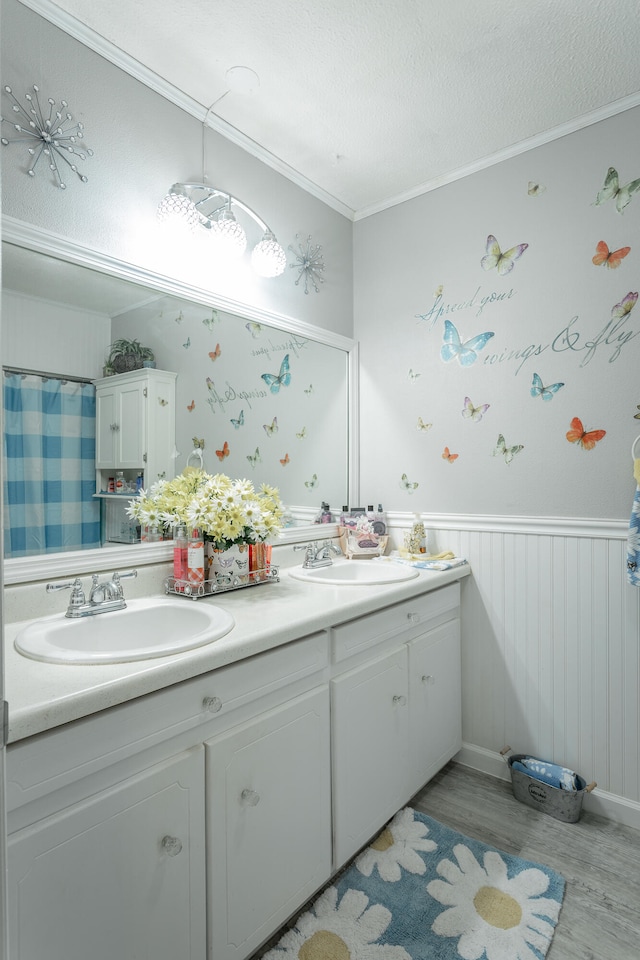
[1,237,354,577]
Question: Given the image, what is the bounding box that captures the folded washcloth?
[513,757,579,792]
[376,552,468,571]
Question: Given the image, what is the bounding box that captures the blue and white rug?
[264,808,565,960]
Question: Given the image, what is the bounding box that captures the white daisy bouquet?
[127,469,283,549]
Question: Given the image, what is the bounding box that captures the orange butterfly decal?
[279,452,290,466]
[566,417,606,450]
[209,343,221,360]
[215,440,230,461]
[592,240,631,269]
[442,446,459,463]
[187,399,195,412]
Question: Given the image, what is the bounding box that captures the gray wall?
[355,108,640,519]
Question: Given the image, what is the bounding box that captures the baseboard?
[454,742,640,832]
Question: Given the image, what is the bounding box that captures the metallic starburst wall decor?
[289,234,325,294]
[1,84,93,189]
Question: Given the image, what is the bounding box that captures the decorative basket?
[501,746,596,823]
[112,354,144,373]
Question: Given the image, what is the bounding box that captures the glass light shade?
[251,232,287,277]
[157,191,200,231]
[209,209,247,257]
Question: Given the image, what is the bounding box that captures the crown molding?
[15,0,355,221]
[354,91,640,220]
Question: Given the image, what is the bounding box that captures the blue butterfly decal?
[441,320,494,367]
[230,410,244,429]
[261,354,291,394]
[530,372,564,401]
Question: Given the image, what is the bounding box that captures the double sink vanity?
[4,551,469,960]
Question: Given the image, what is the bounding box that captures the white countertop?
[4,564,470,743]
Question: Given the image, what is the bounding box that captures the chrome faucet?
[294,540,341,569]
[47,569,138,618]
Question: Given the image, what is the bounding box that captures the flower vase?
[206,542,250,583]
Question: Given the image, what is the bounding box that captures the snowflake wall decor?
[1,84,93,188]
[289,234,325,294]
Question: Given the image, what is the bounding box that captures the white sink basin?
[14,597,235,665]
[288,559,419,585]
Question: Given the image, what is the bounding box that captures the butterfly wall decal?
[527,181,546,197]
[280,452,290,466]
[158,398,168,406]
[481,235,529,276]
[611,291,638,319]
[304,384,314,396]
[408,368,421,382]
[441,320,494,367]
[230,410,244,429]
[493,434,524,464]
[635,405,640,421]
[245,321,262,338]
[206,376,215,391]
[592,240,631,269]
[305,473,318,488]
[187,400,195,412]
[434,284,444,297]
[399,473,419,492]
[565,417,606,450]
[202,309,220,330]
[247,447,261,467]
[263,417,278,436]
[209,343,221,361]
[416,417,432,432]
[462,397,490,421]
[530,372,564,401]
[296,426,307,439]
[183,337,191,349]
[594,167,640,214]
[442,447,459,463]
[174,310,184,324]
[215,440,230,461]
[262,354,291,394]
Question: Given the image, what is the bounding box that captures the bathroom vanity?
[4,564,467,960]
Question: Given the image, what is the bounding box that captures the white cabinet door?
[332,647,409,869]
[8,747,205,960]
[94,379,144,469]
[408,618,461,796]
[206,686,331,960]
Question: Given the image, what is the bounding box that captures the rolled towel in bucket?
[512,757,578,791]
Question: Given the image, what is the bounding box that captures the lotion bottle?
[173,524,188,588]
[187,528,204,586]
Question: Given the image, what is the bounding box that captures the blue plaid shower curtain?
[3,372,101,557]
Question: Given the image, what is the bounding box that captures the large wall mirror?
[1,220,358,585]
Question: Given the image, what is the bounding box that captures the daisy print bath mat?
[263,807,565,960]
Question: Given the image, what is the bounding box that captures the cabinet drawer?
[331,583,459,664]
[7,631,329,811]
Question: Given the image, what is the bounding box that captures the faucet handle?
[46,577,85,606]
[112,569,138,582]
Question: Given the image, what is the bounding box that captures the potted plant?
[106,338,155,374]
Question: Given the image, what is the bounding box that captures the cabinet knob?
[407,612,420,623]
[392,694,407,706]
[161,835,183,857]
[421,674,435,685]
[203,695,223,713]
[240,788,260,807]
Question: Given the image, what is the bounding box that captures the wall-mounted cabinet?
[94,368,177,493]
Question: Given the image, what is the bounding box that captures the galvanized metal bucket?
[501,746,596,823]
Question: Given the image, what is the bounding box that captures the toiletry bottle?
[321,501,332,523]
[187,528,204,586]
[173,524,188,589]
[136,471,144,493]
[115,470,124,493]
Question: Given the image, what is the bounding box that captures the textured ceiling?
[19,1,640,216]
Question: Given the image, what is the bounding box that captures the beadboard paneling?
[414,517,640,823]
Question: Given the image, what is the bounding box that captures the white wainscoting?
[388,513,640,828]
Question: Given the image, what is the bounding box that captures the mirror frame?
[2,216,360,585]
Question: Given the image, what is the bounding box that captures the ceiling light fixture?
[157,72,286,279]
